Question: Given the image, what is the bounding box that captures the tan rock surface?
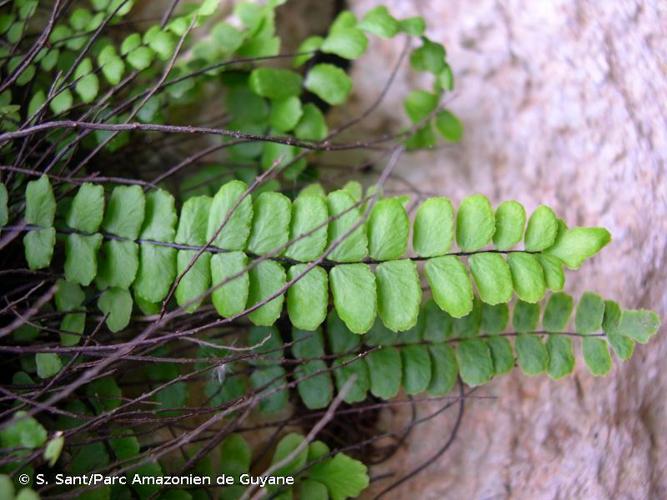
[342,0,667,498]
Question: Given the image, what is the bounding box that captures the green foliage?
[11,178,617,334]
[223,291,660,410]
[524,205,558,251]
[288,264,328,331]
[0,4,661,498]
[215,433,369,499]
[330,263,377,334]
[249,68,303,100]
[456,194,495,251]
[545,226,611,269]
[413,196,454,257]
[309,451,369,500]
[434,110,463,142]
[305,64,353,106]
[98,287,132,332]
[292,329,333,409]
[23,176,56,269]
[410,38,447,74]
[0,411,47,450]
[358,6,399,38]
[425,256,473,317]
[36,352,62,378]
[43,433,65,467]
[405,90,439,123]
[368,198,409,260]
[376,260,421,331]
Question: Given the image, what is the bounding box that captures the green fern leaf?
[220,433,251,477]
[413,196,454,257]
[97,287,132,333]
[325,311,356,352]
[25,175,55,227]
[292,329,333,410]
[304,63,353,106]
[249,68,303,100]
[487,336,514,375]
[480,303,509,334]
[376,260,421,332]
[102,185,145,239]
[515,334,547,376]
[537,254,565,291]
[269,96,303,132]
[54,279,84,312]
[602,300,634,360]
[546,335,575,380]
[456,339,493,386]
[66,182,104,233]
[575,291,605,334]
[507,253,546,303]
[134,190,177,303]
[424,256,473,318]
[582,337,612,376]
[469,253,512,305]
[271,432,308,476]
[308,453,369,500]
[427,344,458,395]
[493,200,525,250]
[96,240,139,289]
[247,260,285,326]
[456,194,495,252]
[211,252,249,318]
[513,300,540,333]
[330,264,376,334]
[453,296,482,338]
[321,27,368,60]
[175,196,212,312]
[23,176,56,269]
[524,205,558,251]
[285,194,328,261]
[250,365,288,414]
[401,344,432,395]
[542,292,574,332]
[294,103,328,141]
[64,233,103,286]
[23,228,55,270]
[617,309,661,344]
[60,312,85,347]
[333,355,370,404]
[366,346,401,399]
[358,6,399,38]
[327,190,368,262]
[207,180,253,250]
[422,299,454,342]
[367,198,408,260]
[287,265,328,331]
[545,227,611,269]
[248,191,291,255]
[300,480,329,500]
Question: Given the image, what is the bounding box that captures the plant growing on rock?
[0,1,660,499]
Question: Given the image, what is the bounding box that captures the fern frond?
[218,292,660,412]
[6,176,615,336]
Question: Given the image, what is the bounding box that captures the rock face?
[343,0,667,498]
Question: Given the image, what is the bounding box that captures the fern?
[0,377,367,500]
[7,175,614,338]
[0,2,662,497]
[204,292,659,413]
